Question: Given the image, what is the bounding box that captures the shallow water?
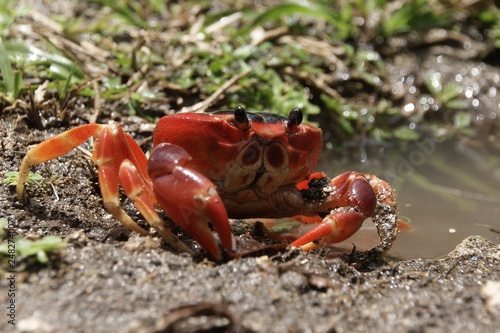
[318,139,500,260]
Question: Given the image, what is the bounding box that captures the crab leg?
[17,123,193,253]
[86,123,158,238]
[17,123,104,200]
[17,123,155,238]
[290,172,398,254]
[118,160,192,254]
[290,209,367,248]
[148,143,233,261]
[362,174,399,253]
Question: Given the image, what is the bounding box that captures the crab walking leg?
[118,160,192,254]
[17,123,152,236]
[93,124,153,237]
[148,143,233,261]
[17,123,104,200]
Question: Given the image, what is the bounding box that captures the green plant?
[0,218,65,271]
[0,0,29,35]
[0,38,22,102]
[240,0,354,39]
[0,40,86,104]
[3,171,44,187]
[478,7,500,48]
[424,71,465,108]
[379,0,452,36]
[92,0,167,28]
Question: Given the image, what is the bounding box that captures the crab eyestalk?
[286,107,303,130]
[231,106,250,131]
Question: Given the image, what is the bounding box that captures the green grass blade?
[3,40,85,80]
[239,2,351,39]
[0,37,15,101]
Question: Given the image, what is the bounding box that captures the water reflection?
[318,139,500,260]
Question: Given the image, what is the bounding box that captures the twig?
[27,87,44,130]
[180,68,251,113]
[154,302,237,333]
[88,80,101,124]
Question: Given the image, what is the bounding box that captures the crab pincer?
[148,143,234,261]
[290,172,398,255]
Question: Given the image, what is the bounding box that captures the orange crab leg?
[90,123,159,237]
[17,123,156,238]
[17,123,104,200]
[148,143,233,261]
[118,160,192,254]
[17,122,233,259]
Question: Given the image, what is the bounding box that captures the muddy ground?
[1,109,499,333]
[1,1,500,331]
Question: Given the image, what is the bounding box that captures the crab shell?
[153,109,323,218]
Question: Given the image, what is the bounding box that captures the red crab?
[16,107,398,261]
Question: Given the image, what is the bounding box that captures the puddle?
[317,139,500,260]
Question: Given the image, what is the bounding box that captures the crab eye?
[287,107,303,130]
[232,106,250,130]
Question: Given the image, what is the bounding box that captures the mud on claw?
[17,107,399,261]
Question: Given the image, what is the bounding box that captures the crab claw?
[290,173,378,249]
[290,210,366,249]
[148,143,233,261]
